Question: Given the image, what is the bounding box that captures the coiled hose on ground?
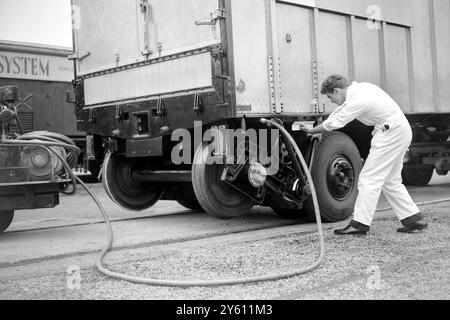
[1,124,325,287]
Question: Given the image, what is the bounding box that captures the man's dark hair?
[320,75,349,95]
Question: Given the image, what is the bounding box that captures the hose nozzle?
[260,118,274,127]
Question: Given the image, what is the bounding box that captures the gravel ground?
[0,203,449,300]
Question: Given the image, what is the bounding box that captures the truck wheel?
[102,153,165,211]
[303,132,363,222]
[0,211,14,233]
[192,143,254,219]
[402,165,434,186]
[176,183,203,211]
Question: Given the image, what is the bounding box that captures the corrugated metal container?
[73,0,450,116]
[230,0,450,115]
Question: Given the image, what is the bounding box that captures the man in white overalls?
[302,75,428,235]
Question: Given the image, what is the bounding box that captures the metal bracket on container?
[141,49,153,58]
[215,74,230,81]
[115,105,123,121]
[193,93,203,113]
[88,108,96,124]
[140,0,155,58]
[68,51,91,62]
[139,0,148,13]
[156,98,165,117]
[195,9,226,25]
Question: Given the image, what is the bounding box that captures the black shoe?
[397,223,428,233]
[334,220,370,236]
[398,213,428,234]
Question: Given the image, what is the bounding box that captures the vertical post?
[347,15,357,81]
[310,8,322,114]
[406,27,416,112]
[379,21,388,90]
[70,0,78,79]
[264,0,283,114]
[223,0,237,117]
[428,0,440,111]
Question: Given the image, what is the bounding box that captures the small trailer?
[72,0,450,221]
[0,85,78,233]
[0,40,101,179]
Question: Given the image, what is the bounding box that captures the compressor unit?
[0,85,79,233]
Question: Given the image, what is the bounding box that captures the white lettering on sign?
[0,51,74,82]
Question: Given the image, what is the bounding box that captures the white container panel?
[385,25,411,112]
[276,4,315,114]
[137,0,222,57]
[84,52,213,106]
[74,0,141,74]
[231,0,272,114]
[281,0,413,26]
[317,11,351,113]
[353,17,382,87]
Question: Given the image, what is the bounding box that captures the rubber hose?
[2,126,325,287]
[93,119,325,287]
[3,133,448,287]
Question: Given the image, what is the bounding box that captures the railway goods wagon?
[72,0,450,221]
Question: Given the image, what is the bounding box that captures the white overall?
[323,82,420,227]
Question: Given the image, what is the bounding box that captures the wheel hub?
[102,153,165,211]
[327,156,355,201]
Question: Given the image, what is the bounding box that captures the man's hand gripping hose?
[1,124,325,287]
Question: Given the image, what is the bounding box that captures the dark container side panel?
[0,78,82,137]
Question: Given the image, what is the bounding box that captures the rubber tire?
[176,182,203,211]
[102,153,165,211]
[402,165,434,186]
[303,132,363,223]
[0,211,14,233]
[192,143,254,219]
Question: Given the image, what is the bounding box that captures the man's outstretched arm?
[300,123,327,136]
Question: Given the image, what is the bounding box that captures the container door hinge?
[215,74,230,81]
[211,46,227,60]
